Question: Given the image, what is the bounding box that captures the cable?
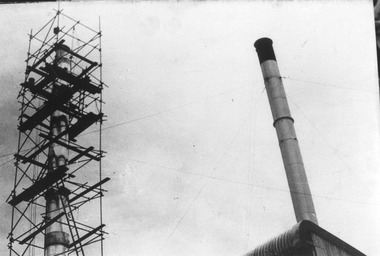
[158,87,266,254]
[287,94,373,196]
[283,76,378,94]
[0,151,17,159]
[0,158,13,168]
[0,84,257,166]
[79,84,253,137]
[114,155,380,206]
[128,157,379,205]
[161,109,253,248]
[244,90,257,251]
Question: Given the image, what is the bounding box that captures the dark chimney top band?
[254,37,276,64]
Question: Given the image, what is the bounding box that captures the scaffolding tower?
[7,9,108,256]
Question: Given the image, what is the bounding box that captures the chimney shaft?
[254,38,318,224]
[45,44,71,256]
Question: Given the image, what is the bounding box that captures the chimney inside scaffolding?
[45,41,72,256]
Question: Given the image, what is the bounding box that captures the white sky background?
[0,1,379,256]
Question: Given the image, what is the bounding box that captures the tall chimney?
[254,38,318,225]
[44,43,71,256]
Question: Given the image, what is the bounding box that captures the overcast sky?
[0,1,379,256]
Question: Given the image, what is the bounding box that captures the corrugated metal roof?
[244,220,366,256]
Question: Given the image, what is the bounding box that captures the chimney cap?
[254,37,273,48]
[254,37,276,64]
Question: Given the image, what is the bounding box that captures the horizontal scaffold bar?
[69,147,94,164]
[68,112,103,140]
[69,177,110,203]
[42,64,101,94]
[27,39,66,72]
[8,166,68,206]
[19,212,66,245]
[14,153,48,169]
[56,43,98,67]
[68,224,105,249]
[39,133,101,161]
[19,86,73,132]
